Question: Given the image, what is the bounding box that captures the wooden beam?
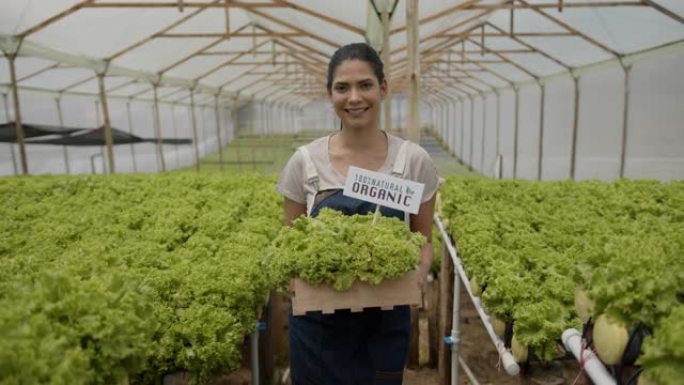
[107,0,223,60]
[196,39,271,80]
[236,67,287,94]
[86,2,285,8]
[446,49,534,54]
[16,63,61,83]
[468,1,648,9]
[156,22,251,74]
[405,0,420,143]
[97,74,116,174]
[517,0,621,57]
[448,49,515,87]
[151,84,166,172]
[107,79,139,93]
[425,59,505,64]
[274,37,330,63]
[427,65,497,91]
[19,0,96,38]
[466,38,538,79]
[247,8,340,49]
[274,0,365,35]
[7,55,29,174]
[438,32,575,38]
[391,9,494,55]
[382,3,393,132]
[189,90,201,171]
[424,77,481,95]
[641,0,684,25]
[217,66,261,88]
[198,49,312,55]
[485,22,571,69]
[155,32,305,38]
[390,0,483,35]
[59,75,97,92]
[188,60,316,65]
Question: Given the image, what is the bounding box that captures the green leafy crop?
[265,208,425,291]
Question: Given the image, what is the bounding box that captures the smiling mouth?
[344,107,369,116]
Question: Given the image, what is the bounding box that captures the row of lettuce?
[439,178,684,385]
[0,174,282,385]
[2,174,682,384]
[0,174,425,385]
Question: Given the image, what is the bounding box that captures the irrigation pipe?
[562,329,617,385]
[434,214,520,381]
[459,356,481,385]
[435,214,616,385]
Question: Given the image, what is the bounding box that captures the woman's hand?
[411,195,436,292]
[417,244,433,292]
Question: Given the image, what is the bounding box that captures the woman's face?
[329,59,387,131]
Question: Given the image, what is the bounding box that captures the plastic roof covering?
[0,0,682,107]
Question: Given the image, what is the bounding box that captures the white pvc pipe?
[451,244,461,384]
[458,356,481,385]
[562,329,617,385]
[434,215,520,377]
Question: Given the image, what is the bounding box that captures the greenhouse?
[1,1,683,385]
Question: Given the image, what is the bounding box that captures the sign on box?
[343,166,425,214]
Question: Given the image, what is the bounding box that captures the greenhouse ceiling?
[0,0,683,107]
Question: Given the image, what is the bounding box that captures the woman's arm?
[411,194,436,290]
[284,197,307,226]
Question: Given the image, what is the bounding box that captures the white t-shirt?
[276,132,440,206]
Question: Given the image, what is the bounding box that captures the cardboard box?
[290,270,422,316]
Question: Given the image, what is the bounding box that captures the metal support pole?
[570,74,580,180]
[381,4,392,133]
[396,97,402,133]
[55,96,70,174]
[469,95,474,170]
[435,216,520,381]
[495,91,501,157]
[495,91,502,179]
[214,94,224,171]
[446,101,452,154]
[537,82,546,181]
[2,93,19,175]
[442,102,448,148]
[451,242,462,385]
[247,99,253,132]
[199,105,207,156]
[189,90,201,172]
[231,101,240,139]
[452,98,458,157]
[406,0,421,143]
[7,54,28,174]
[459,98,465,163]
[513,87,520,179]
[96,73,115,174]
[126,100,138,172]
[171,104,180,168]
[95,100,106,174]
[619,64,632,178]
[152,83,166,172]
[480,93,486,173]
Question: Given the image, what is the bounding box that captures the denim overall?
[289,142,411,385]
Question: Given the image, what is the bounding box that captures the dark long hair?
[326,43,385,95]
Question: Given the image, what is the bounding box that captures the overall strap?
[297,145,319,215]
[392,140,409,177]
[391,140,411,226]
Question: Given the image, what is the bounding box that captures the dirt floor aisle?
[403,278,581,385]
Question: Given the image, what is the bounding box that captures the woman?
[276,43,439,385]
